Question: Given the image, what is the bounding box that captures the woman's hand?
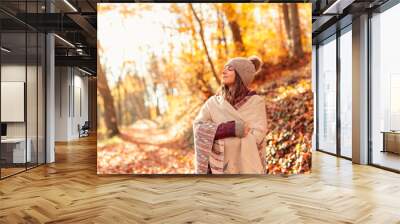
[243,123,250,136]
[235,120,251,138]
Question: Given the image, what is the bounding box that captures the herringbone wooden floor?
[0,135,399,224]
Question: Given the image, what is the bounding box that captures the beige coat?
[193,94,267,174]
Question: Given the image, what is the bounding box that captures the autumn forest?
[97,3,313,174]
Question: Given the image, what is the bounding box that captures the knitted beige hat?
[225,56,262,88]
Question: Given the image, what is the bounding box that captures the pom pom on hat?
[248,55,262,71]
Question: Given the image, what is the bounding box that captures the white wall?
[55,67,89,141]
[55,66,69,141]
[72,72,89,138]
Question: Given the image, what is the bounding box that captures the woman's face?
[221,64,236,86]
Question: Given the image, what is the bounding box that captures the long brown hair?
[219,70,249,106]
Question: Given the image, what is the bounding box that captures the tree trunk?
[220,16,229,56]
[278,5,287,54]
[189,3,221,85]
[123,84,131,124]
[131,91,146,120]
[216,8,223,59]
[228,21,245,55]
[148,53,161,117]
[138,76,150,119]
[97,49,120,137]
[222,4,245,55]
[187,7,217,95]
[215,4,229,57]
[282,3,292,57]
[289,4,304,58]
[117,77,122,125]
[282,4,291,41]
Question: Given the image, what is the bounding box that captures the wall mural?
[97,3,313,175]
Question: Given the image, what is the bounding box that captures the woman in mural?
[193,56,267,174]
